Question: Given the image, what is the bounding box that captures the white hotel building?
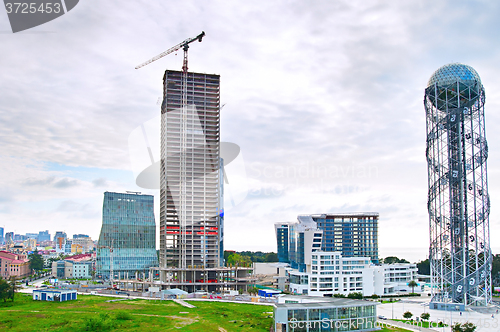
[288,251,419,297]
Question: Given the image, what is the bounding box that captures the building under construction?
[135,33,253,292]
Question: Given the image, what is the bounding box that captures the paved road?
[377,299,500,332]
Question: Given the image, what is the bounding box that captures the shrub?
[115,311,132,320]
[84,313,115,331]
[403,311,413,320]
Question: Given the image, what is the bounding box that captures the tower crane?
[135,31,205,72]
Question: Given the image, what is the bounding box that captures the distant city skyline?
[2,2,500,264]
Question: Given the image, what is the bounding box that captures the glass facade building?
[275,223,290,263]
[274,297,378,332]
[311,214,379,264]
[97,192,158,278]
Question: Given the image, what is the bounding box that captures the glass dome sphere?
[427,63,482,88]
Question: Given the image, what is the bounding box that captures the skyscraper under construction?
[155,69,232,291]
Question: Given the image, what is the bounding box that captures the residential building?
[288,251,419,297]
[53,231,67,253]
[0,250,31,278]
[51,253,93,279]
[23,238,37,250]
[96,191,158,279]
[72,237,94,253]
[26,233,38,240]
[309,213,379,263]
[5,232,13,245]
[275,222,290,263]
[37,230,51,243]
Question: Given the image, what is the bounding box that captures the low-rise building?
[33,289,77,302]
[288,251,420,297]
[273,295,378,332]
[0,250,31,278]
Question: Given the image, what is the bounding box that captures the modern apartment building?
[309,213,379,263]
[275,222,290,263]
[96,191,158,279]
[288,251,419,297]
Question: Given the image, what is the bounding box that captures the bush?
[347,292,363,299]
[115,311,132,320]
[403,311,413,320]
[84,313,115,331]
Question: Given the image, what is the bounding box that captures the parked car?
[378,315,387,320]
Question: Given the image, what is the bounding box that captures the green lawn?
[0,294,273,331]
[380,327,414,332]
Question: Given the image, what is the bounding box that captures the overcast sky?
[1,0,500,263]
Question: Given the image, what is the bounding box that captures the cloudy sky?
[1,0,500,263]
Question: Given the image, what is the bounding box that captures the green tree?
[417,259,430,275]
[403,311,413,320]
[420,312,430,321]
[347,292,363,299]
[383,256,410,264]
[29,249,44,274]
[0,278,10,302]
[462,322,477,332]
[8,277,19,302]
[408,280,418,293]
[264,252,278,262]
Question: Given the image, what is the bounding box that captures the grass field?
[0,294,273,331]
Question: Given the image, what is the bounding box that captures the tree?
[452,322,477,332]
[6,277,19,302]
[462,322,477,332]
[0,278,10,302]
[420,312,430,321]
[417,259,430,275]
[408,280,418,293]
[383,256,410,264]
[264,252,278,262]
[347,292,363,299]
[29,249,44,274]
[403,311,413,320]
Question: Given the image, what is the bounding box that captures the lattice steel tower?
[425,63,491,309]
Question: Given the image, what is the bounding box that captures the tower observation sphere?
[424,63,491,310]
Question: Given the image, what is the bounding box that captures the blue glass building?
[97,192,158,278]
[311,213,379,264]
[275,223,290,263]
